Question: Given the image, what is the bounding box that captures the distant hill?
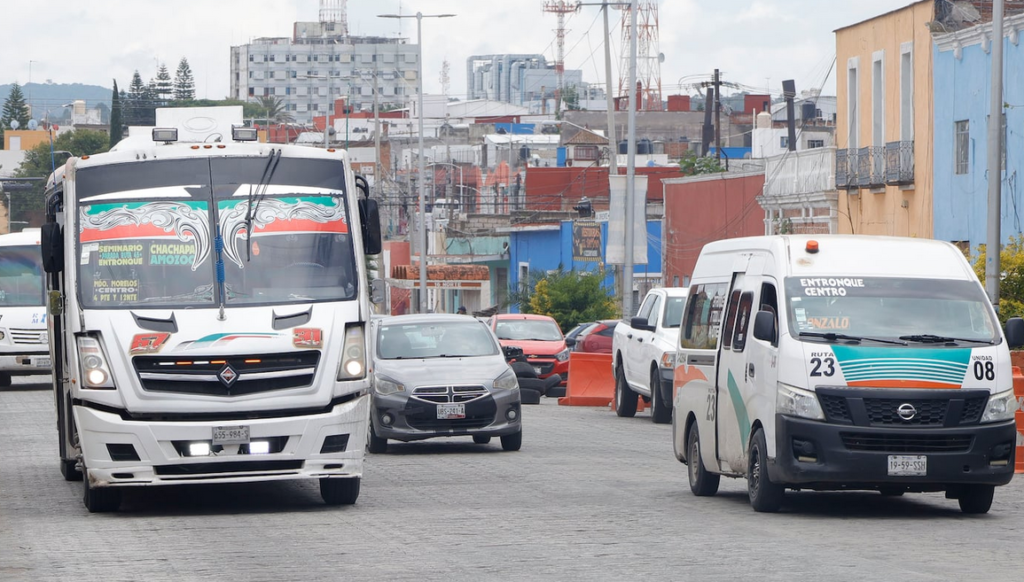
[0,82,112,120]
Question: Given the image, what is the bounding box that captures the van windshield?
[785,277,999,343]
[0,245,44,307]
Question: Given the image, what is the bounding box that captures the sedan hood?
[498,339,566,357]
[375,354,511,388]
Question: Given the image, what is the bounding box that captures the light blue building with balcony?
[933,14,1024,252]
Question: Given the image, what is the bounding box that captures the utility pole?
[986,0,1005,306]
[623,0,638,318]
[713,68,721,163]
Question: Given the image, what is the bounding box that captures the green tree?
[678,150,725,176]
[514,266,618,331]
[562,85,580,111]
[109,79,123,148]
[125,70,156,126]
[153,63,173,104]
[173,57,196,101]
[253,95,295,125]
[10,130,110,227]
[972,237,1024,324]
[1,83,32,144]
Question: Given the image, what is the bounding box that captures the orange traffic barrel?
[1013,366,1024,474]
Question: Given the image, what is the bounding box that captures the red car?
[575,319,618,354]
[490,314,570,384]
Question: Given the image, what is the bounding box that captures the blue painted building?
[505,219,662,314]
[933,15,1024,251]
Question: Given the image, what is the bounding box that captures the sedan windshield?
[76,156,355,308]
[378,321,499,359]
[785,277,998,343]
[494,319,563,341]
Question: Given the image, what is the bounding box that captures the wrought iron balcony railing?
[885,141,914,185]
[836,148,853,189]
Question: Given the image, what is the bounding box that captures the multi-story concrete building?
[466,54,585,110]
[230,20,420,124]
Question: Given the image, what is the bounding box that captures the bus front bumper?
[73,394,368,488]
[769,414,1016,490]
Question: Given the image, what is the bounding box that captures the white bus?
[0,229,51,385]
[41,120,382,512]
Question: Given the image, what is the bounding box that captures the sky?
[1,0,915,105]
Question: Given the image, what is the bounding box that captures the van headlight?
[373,374,404,395]
[337,324,366,380]
[77,336,116,390]
[776,383,824,420]
[554,348,570,362]
[981,389,1018,423]
[493,368,519,391]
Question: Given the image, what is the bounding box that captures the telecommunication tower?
[618,1,662,111]
[542,1,580,113]
[319,0,348,36]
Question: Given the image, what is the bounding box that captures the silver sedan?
[367,314,522,453]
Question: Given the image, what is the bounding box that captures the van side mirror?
[370,279,385,304]
[1005,317,1024,349]
[40,223,64,273]
[753,310,777,344]
[358,197,383,255]
[630,317,653,332]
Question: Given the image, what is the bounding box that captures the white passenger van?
[672,235,1022,514]
[0,229,50,385]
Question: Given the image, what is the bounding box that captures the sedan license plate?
[436,403,466,420]
[887,455,926,476]
[33,356,51,368]
[213,425,250,445]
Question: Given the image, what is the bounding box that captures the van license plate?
[213,426,250,445]
[887,455,926,476]
[436,404,465,420]
[33,357,51,368]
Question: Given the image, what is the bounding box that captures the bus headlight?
[77,336,116,390]
[337,324,366,381]
[776,383,824,420]
[981,389,1018,423]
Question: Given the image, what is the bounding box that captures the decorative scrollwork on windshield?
[80,203,211,270]
[219,198,346,268]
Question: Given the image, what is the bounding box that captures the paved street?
[2,377,1022,582]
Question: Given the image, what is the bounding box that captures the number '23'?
[810,357,835,377]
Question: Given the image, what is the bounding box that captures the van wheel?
[687,424,720,496]
[957,484,994,514]
[83,473,122,513]
[614,365,638,418]
[320,477,360,505]
[650,368,672,424]
[748,428,784,513]
[0,372,11,387]
[366,421,388,454]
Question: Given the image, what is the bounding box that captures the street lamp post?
[378,10,456,313]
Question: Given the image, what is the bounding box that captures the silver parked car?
[368,314,523,453]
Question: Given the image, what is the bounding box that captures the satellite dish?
[27,119,38,130]
[9,120,19,130]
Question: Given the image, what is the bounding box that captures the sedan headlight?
[373,374,405,395]
[981,389,1018,423]
[77,336,116,390]
[493,368,519,391]
[776,383,824,420]
[554,348,570,362]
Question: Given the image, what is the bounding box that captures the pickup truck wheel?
[320,477,360,505]
[614,365,638,418]
[687,424,720,496]
[650,368,672,424]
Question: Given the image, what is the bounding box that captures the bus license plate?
[213,425,250,445]
[887,455,926,476]
[436,404,465,420]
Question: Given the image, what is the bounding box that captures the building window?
[847,59,859,149]
[779,136,789,149]
[872,51,884,147]
[955,120,969,175]
[575,146,598,160]
[269,54,275,62]
[900,44,913,141]
[808,139,825,149]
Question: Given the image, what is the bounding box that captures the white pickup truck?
[611,287,688,423]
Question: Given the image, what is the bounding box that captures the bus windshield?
[0,245,44,307]
[784,277,999,343]
[76,156,356,308]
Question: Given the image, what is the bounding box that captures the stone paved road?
[2,377,1022,582]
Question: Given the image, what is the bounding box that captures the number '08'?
[973,360,995,381]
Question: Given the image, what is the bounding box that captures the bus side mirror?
[358,197,383,256]
[753,310,777,344]
[1005,317,1024,349]
[370,279,385,304]
[40,223,64,274]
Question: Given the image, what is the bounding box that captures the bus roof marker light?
[806,240,819,254]
[152,128,178,143]
[232,127,259,142]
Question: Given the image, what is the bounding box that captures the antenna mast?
[542,1,580,116]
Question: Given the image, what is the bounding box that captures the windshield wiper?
[138,285,215,304]
[799,332,908,346]
[437,354,474,358]
[246,149,282,262]
[899,334,995,344]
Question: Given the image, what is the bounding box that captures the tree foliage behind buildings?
[678,150,725,176]
[174,57,196,101]
[1,83,31,144]
[509,266,618,331]
[972,237,1024,324]
[109,80,123,147]
[153,64,174,104]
